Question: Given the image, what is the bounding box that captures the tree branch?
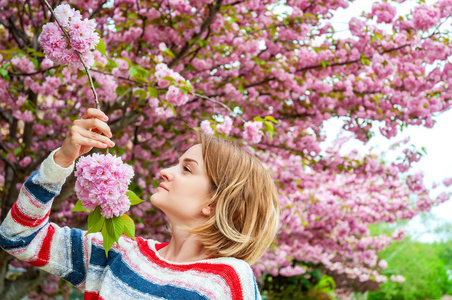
[89,0,107,18]
[188,27,211,63]
[8,15,31,47]
[244,43,413,89]
[0,17,24,49]
[168,0,223,68]
[8,66,60,77]
[22,90,37,150]
[0,108,12,124]
[0,265,49,299]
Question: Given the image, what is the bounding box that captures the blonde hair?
[189,129,280,264]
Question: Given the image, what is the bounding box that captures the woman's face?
[150,144,212,227]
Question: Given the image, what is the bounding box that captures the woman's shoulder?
[203,257,257,285]
[208,256,254,273]
[206,257,260,299]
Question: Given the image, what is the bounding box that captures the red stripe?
[155,242,168,251]
[84,291,103,300]
[11,202,50,227]
[22,187,47,210]
[137,238,244,300]
[27,225,55,268]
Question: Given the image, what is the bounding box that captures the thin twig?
[195,93,245,123]
[41,0,100,109]
[91,68,240,120]
[9,65,60,77]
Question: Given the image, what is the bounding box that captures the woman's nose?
[160,168,173,181]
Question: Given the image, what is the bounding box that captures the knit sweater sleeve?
[232,259,262,300]
[0,148,93,288]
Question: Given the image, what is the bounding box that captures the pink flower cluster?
[11,56,35,73]
[154,63,190,106]
[70,0,103,10]
[39,4,100,70]
[75,153,134,218]
[200,120,214,135]
[242,121,263,144]
[216,116,233,135]
[390,275,406,283]
[443,177,452,187]
[412,4,440,31]
[370,2,396,24]
[166,85,189,106]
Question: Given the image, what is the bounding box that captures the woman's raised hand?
[54,108,115,168]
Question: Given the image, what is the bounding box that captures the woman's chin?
[150,194,159,206]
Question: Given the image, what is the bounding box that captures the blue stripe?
[90,245,209,299]
[63,228,86,286]
[253,275,260,299]
[0,226,42,250]
[24,171,58,204]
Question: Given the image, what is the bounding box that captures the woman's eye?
[183,166,191,173]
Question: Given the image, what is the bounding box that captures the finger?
[76,126,115,147]
[81,108,109,122]
[75,118,112,138]
[75,133,109,149]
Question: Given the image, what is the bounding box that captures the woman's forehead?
[180,144,203,161]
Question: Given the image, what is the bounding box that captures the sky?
[320,0,452,242]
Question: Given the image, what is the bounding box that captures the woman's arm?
[0,148,92,286]
[0,108,114,288]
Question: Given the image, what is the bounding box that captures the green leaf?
[253,116,264,122]
[32,51,45,57]
[106,59,118,69]
[126,190,144,206]
[361,55,370,65]
[87,206,104,234]
[165,49,175,58]
[129,67,137,78]
[77,71,85,79]
[319,61,331,68]
[116,85,127,96]
[72,200,89,213]
[0,48,24,54]
[162,76,175,83]
[101,224,115,258]
[133,89,147,100]
[95,37,109,58]
[30,57,38,69]
[263,120,274,132]
[106,216,124,244]
[87,215,105,234]
[121,214,136,240]
[121,57,133,67]
[13,147,22,156]
[148,86,158,98]
[263,121,274,140]
[180,86,190,95]
[264,116,278,124]
[0,69,7,77]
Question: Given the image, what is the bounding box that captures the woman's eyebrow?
[182,158,199,166]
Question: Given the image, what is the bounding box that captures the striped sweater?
[0,149,261,300]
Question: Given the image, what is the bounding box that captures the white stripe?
[90,237,231,299]
[20,186,50,211]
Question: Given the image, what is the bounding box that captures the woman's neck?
[158,227,210,263]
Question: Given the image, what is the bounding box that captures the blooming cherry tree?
[0,0,451,297]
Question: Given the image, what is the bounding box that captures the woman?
[0,108,280,299]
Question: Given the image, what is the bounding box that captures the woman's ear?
[201,204,212,217]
